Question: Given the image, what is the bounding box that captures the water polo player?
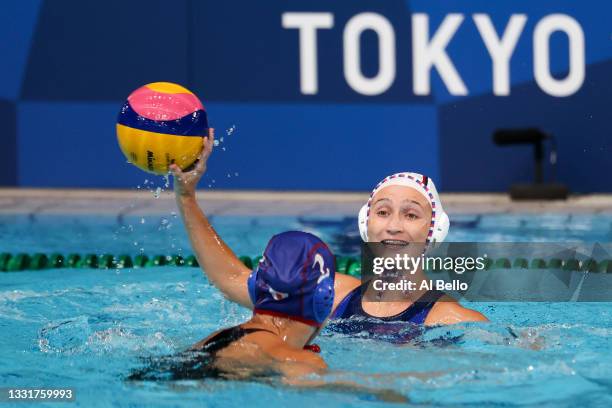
[328,172,487,339]
[129,231,335,381]
[170,133,486,341]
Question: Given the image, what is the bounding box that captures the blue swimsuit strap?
[332,280,444,325]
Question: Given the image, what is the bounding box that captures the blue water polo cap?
[247,231,336,326]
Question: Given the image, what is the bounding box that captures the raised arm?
[170,129,253,308]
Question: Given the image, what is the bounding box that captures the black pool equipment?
[493,128,569,200]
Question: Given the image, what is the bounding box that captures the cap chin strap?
[358,204,450,243]
[303,317,328,351]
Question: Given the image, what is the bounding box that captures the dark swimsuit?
[328,281,444,343]
[128,326,276,381]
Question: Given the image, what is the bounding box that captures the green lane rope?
[0,252,611,275]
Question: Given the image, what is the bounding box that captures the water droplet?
[153,187,161,198]
[234,172,239,176]
[140,218,146,224]
[171,211,177,218]
[213,140,220,146]
[221,147,226,151]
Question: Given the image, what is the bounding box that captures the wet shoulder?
[213,329,281,369]
[333,272,361,310]
[425,295,488,325]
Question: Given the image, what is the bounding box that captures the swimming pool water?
[1,213,610,256]
[1,213,611,407]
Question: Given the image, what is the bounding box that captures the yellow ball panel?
[116,124,203,175]
[145,82,194,95]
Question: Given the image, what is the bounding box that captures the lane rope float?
[0,253,610,274]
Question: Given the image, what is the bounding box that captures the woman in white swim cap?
[330,172,487,333]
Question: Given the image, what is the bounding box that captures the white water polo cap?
[358,172,450,243]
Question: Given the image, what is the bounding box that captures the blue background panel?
[21,0,189,101]
[0,0,41,100]
[0,100,17,185]
[203,103,439,191]
[17,102,140,188]
[439,59,612,193]
[411,0,612,102]
[191,0,429,103]
[17,102,438,190]
[2,1,611,191]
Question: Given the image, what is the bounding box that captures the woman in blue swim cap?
[129,229,418,401]
[129,230,335,381]
[169,131,486,342]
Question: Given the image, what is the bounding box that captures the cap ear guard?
[431,211,450,243]
[311,256,335,323]
[312,277,334,323]
[358,204,368,242]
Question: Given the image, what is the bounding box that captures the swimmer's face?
[367,185,432,244]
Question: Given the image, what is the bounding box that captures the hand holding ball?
[116,82,208,175]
